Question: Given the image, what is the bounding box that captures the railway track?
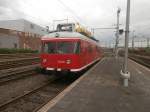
[129,54,150,68]
[0,54,39,61]
[0,79,54,111]
[0,75,73,112]
[0,64,39,85]
[0,53,39,60]
[0,55,99,112]
[0,57,40,70]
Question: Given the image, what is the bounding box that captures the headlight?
[43,59,47,63]
[66,59,71,64]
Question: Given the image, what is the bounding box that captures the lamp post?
[120,0,131,87]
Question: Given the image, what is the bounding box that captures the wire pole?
[132,31,135,49]
[124,0,130,73]
[115,8,121,58]
[132,36,134,49]
[120,0,131,87]
[147,38,150,48]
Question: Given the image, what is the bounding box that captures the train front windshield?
[42,41,80,54]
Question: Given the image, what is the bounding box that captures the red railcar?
[40,31,102,73]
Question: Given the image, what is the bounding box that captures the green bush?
[0,48,38,54]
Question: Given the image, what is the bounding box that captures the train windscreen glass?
[43,42,56,54]
[57,42,80,54]
[43,42,80,54]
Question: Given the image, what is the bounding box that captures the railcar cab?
[40,23,101,73]
[41,38,81,72]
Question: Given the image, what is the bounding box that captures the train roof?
[43,31,86,38]
[42,32,100,45]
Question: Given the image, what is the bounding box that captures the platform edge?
[37,58,105,112]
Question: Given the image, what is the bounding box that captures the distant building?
[0,19,48,50]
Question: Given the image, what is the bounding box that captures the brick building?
[0,19,48,50]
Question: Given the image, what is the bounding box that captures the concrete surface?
[38,57,150,112]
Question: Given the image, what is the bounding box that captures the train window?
[57,42,80,54]
[42,41,80,54]
[43,42,56,54]
[75,42,80,54]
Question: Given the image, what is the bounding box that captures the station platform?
[38,57,150,112]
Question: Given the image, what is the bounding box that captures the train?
[40,23,102,73]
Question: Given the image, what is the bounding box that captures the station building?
[0,19,48,50]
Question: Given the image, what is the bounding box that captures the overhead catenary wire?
[56,0,87,26]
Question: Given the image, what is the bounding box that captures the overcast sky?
[0,0,150,42]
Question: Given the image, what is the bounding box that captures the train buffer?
[38,57,150,112]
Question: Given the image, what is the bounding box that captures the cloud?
[0,0,150,42]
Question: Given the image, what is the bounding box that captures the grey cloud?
[0,0,150,41]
